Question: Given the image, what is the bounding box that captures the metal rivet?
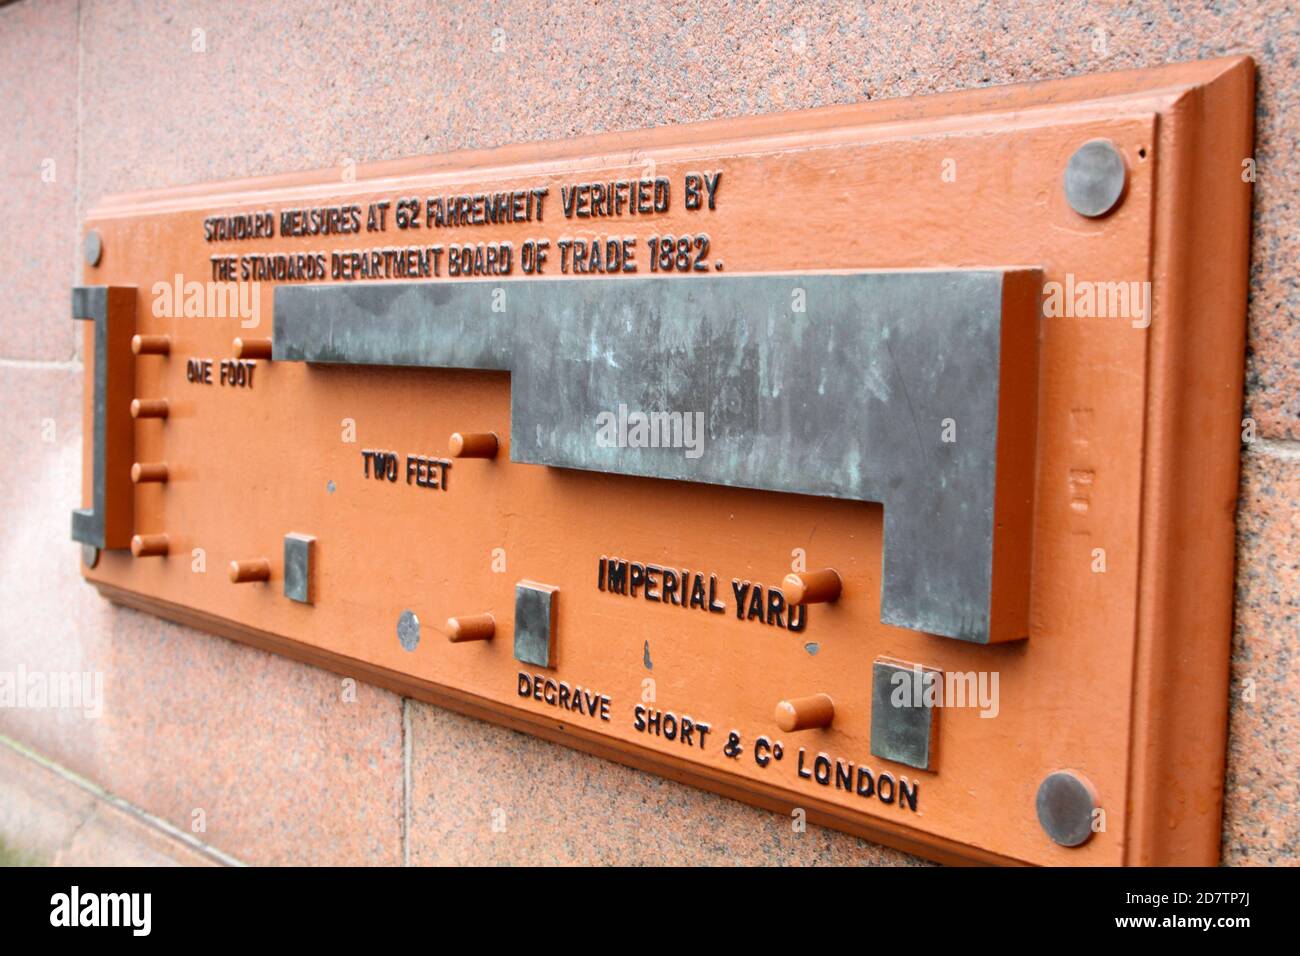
[81,544,100,569]
[1063,140,1127,218]
[1036,769,1100,847]
[397,609,420,652]
[84,230,102,267]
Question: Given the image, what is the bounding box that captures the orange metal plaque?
[74,57,1254,865]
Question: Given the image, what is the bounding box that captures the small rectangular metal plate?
[871,660,939,771]
[513,582,557,668]
[283,533,314,604]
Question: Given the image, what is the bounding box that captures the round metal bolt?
[1063,140,1127,218]
[397,609,420,652]
[81,544,100,569]
[1036,769,1100,847]
[84,230,103,267]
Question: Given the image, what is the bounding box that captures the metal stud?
[397,609,420,652]
[1063,140,1127,218]
[1036,769,1100,847]
[84,230,102,267]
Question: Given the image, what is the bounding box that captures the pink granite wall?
[0,0,1294,865]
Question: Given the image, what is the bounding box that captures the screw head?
[84,230,103,267]
[80,544,100,569]
[1036,769,1099,847]
[397,609,420,652]
[1063,140,1127,218]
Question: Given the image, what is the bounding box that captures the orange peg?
[449,432,499,459]
[229,558,272,583]
[131,334,170,356]
[131,462,168,484]
[130,398,169,419]
[446,614,496,643]
[782,568,843,605]
[233,337,273,360]
[131,534,169,557]
[774,693,835,732]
